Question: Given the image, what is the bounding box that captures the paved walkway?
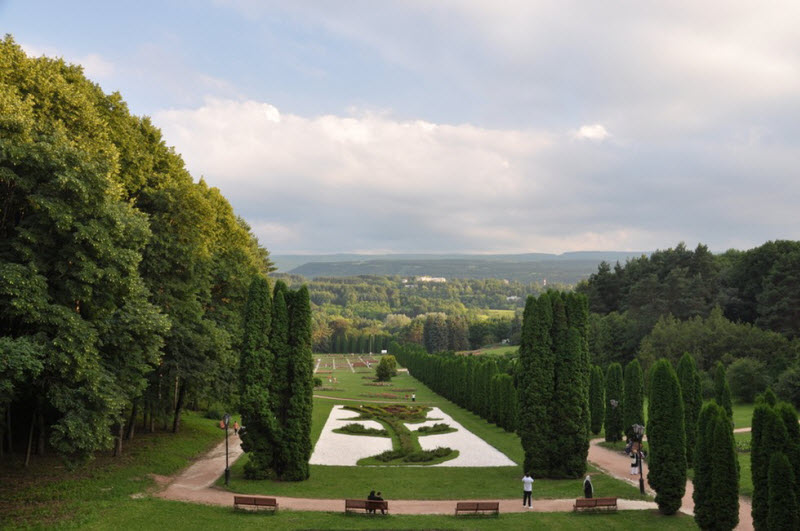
[156,428,751,527]
[157,431,657,514]
[588,437,753,530]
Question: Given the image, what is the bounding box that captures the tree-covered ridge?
[0,37,271,462]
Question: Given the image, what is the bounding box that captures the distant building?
[506,295,521,301]
[417,276,447,283]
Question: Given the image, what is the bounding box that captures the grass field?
[0,411,223,528]
[221,355,649,502]
[77,497,698,530]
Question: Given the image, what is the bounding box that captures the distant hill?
[276,251,648,284]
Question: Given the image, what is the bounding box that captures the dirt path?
[588,438,753,530]
[156,432,657,514]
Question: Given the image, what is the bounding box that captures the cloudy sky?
[3,1,799,254]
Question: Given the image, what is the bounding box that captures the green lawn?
[480,345,519,356]
[0,411,223,528]
[221,362,649,502]
[79,497,698,530]
[731,402,755,429]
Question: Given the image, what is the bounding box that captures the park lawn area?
[479,345,519,356]
[731,402,754,429]
[77,497,697,531]
[223,371,649,501]
[0,411,223,528]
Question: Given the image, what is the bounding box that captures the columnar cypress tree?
[282,285,313,481]
[269,282,290,467]
[647,359,687,515]
[752,404,789,531]
[710,411,739,530]
[604,363,624,442]
[694,401,723,529]
[239,276,274,479]
[776,402,800,519]
[565,292,591,438]
[623,359,644,440]
[764,387,778,406]
[551,327,589,477]
[714,362,733,420]
[768,452,798,531]
[590,365,605,435]
[677,353,702,466]
[518,293,553,476]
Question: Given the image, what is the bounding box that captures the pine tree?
[239,276,275,479]
[623,359,644,440]
[694,401,722,529]
[677,352,702,466]
[764,387,778,406]
[647,359,687,515]
[590,365,605,435]
[604,363,624,442]
[768,452,798,531]
[714,362,733,420]
[518,293,554,476]
[710,411,739,530]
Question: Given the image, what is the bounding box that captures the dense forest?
[273,273,538,353]
[0,38,272,463]
[578,241,800,403]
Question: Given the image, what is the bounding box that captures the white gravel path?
[311,405,516,467]
[407,407,516,467]
[309,405,392,465]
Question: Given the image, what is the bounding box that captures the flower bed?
[360,393,399,399]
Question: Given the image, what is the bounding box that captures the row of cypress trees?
[239,277,313,481]
[517,291,590,478]
[751,390,800,530]
[390,343,518,432]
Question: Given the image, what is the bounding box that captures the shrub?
[313,377,323,387]
[336,423,388,436]
[416,423,452,434]
[768,452,798,531]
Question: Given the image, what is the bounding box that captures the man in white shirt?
[522,472,534,508]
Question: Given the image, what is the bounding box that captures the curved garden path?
[588,437,753,530]
[156,421,751,526]
[156,433,656,514]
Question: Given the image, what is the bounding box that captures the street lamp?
[632,423,645,495]
[223,413,231,486]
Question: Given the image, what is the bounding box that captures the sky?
[3,1,799,254]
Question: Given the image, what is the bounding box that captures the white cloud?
[575,124,610,141]
[152,98,692,253]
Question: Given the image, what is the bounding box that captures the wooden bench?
[573,497,618,512]
[345,499,389,514]
[233,495,278,511]
[455,501,500,516]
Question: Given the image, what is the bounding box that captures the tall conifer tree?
[282,285,313,481]
[714,362,733,419]
[694,401,722,529]
[677,353,702,466]
[239,277,274,479]
[710,410,739,530]
[518,293,553,476]
[647,359,687,515]
[604,363,624,441]
[590,365,605,435]
[623,359,644,440]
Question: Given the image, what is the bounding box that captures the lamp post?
[223,413,231,486]
[632,423,645,495]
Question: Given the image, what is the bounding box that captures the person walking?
[630,450,640,475]
[583,474,593,498]
[233,420,240,435]
[522,472,534,508]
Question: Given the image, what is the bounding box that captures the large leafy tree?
[647,359,687,515]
